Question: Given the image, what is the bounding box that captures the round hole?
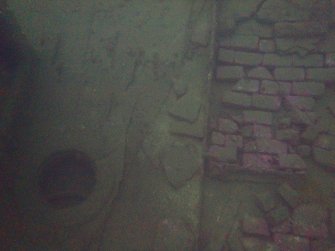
[38,150,96,209]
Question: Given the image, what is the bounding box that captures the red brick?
[306,68,335,82]
[292,54,324,67]
[242,124,272,138]
[244,138,287,154]
[217,118,239,133]
[243,110,273,125]
[216,65,245,81]
[225,134,243,148]
[279,154,306,171]
[222,91,252,107]
[211,132,225,145]
[242,216,270,236]
[242,153,278,172]
[208,145,237,163]
[285,96,315,111]
[259,39,276,52]
[274,21,326,37]
[232,79,260,93]
[260,80,280,95]
[274,67,305,81]
[291,81,325,96]
[248,67,273,80]
[263,54,292,66]
[220,34,259,50]
[252,94,281,111]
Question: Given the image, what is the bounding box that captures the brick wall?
[208,0,335,176]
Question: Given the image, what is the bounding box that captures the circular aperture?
[38,150,96,209]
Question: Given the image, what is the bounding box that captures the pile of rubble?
[237,183,334,251]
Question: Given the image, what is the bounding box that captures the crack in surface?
[96,99,137,251]
[125,50,144,91]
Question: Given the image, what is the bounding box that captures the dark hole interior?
[0,14,23,74]
[38,150,96,209]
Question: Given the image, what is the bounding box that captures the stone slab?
[222,91,252,107]
[190,3,211,47]
[263,54,292,66]
[217,118,239,133]
[225,134,243,148]
[242,215,270,236]
[317,33,335,53]
[272,220,292,234]
[210,131,225,145]
[292,54,324,67]
[243,110,273,125]
[252,94,281,111]
[261,80,291,95]
[278,183,302,208]
[220,34,259,50]
[216,65,245,81]
[259,39,276,52]
[306,68,335,82]
[153,218,195,251]
[255,191,278,212]
[232,79,260,93]
[234,51,263,66]
[161,141,201,188]
[218,49,264,66]
[219,0,265,28]
[242,124,272,138]
[242,238,280,251]
[168,95,201,123]
[277,116,292,129]
[291,81,325,96]
[279,154,306,171]
[276,129,300,142]
[244,138,287,154]
[274,67,305,81]
[285,96,315,111]
[257,0,310,23]
[242,153,278,172]
[173,78,188,97]
[207,145,237,163]
[276,38,319,56]
[274,21,328,38]
[169,109,205,139]
[296,145,311,157]
[218,48,235,63]
[235,20,273,37]
[267,206,290,226]
[290,111,317,126]
[248,67,273,80]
